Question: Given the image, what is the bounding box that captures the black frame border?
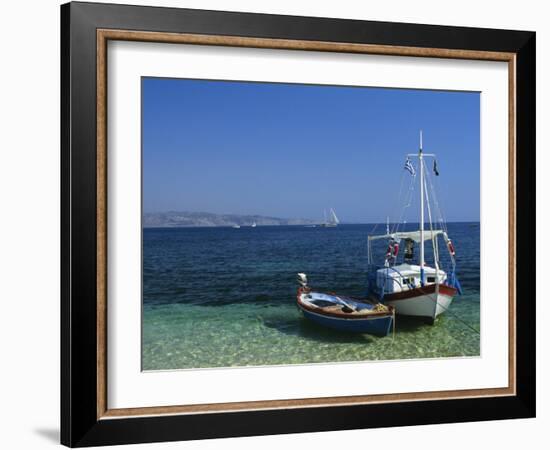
[61,2,535,447]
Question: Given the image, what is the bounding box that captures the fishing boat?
[320,208,339,227]
[296,273,394,336]
[367,132,462,323]
[232,224,241,229]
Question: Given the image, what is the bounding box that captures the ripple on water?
[142,297,480,370]
[142,224,480,370]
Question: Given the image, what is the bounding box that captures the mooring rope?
[392,308,396,342]
[419,287,480,336]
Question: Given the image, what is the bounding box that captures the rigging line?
[431,172,447,234]
[423,165,439,264]
[394,170,416,234]
[424,175,439,234]
[402,171,416,228]
[426,164,448,234]
[368,167,407,237]
[390,170,408,234]
[369,220,381,237]
[393,161,418,235]
[424,165,439,226]
[396,169,407,209]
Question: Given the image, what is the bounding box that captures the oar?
[332,295,358,312]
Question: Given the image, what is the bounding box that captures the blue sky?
[142,78,480,222]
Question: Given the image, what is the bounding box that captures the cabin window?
[427,276,436,283]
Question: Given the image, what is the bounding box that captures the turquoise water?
[142,223,480,370]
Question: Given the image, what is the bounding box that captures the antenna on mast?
[420,129,423,152]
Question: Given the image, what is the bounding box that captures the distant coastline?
[142,211,479,228]
[142,211,319,228]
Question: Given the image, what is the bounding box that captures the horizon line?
[143,210,480,223]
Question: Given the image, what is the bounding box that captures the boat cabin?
[375,263,447,294]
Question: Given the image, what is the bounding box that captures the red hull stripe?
[383,283,456,302]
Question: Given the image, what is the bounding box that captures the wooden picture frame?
[61,1,535,447]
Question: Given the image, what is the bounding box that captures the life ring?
[386,242,399,259]
[447,240,455,256]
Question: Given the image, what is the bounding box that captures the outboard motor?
[297,273,308,288]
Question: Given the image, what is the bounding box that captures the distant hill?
[143,211,319,228]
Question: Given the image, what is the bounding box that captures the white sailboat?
[320,208,340,227]
[367,132,462,323]
[251,222,257,228]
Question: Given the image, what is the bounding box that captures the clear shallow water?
[142,223,480,370]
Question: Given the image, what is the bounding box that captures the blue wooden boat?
[296,274,394,336]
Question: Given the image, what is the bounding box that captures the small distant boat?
[296,274,394,336]
[251,222,257,228]
[320,208,339,227]
[232,224,241,229]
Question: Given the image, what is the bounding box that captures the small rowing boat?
[296,274,394,336]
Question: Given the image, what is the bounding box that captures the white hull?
[385,291,454,320]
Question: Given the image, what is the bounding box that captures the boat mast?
[419,130,425,286]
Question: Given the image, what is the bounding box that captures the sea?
[142,222,480,370]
